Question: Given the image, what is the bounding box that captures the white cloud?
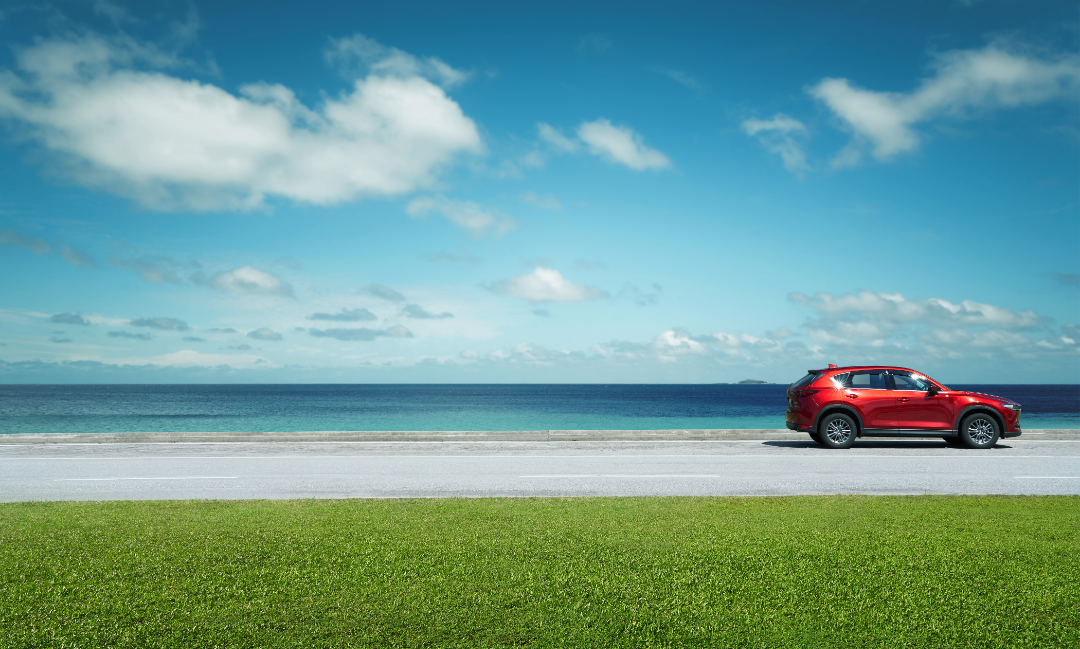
[537,123,579,153]
[145,350,274,369]
[810,43,1080,165]
[776,290,1078,370]
[58,245,97,268]
[308,325,414,341]
[109,254,189,283]
[50,313,90,326]
[1,229,96,267]
[490,267,607,304]
[576,119,671,171]
[790,291,1042,330]
[247,327,283,341]
[472,288,1073,376]
[324,33,470,88]
[402,304,454,319]
[652,329,708,357]
[742,114,806,137]
[406,196,515,238]
[70,349,275,370]
[129,317,189,331]
[0,229,52,254]
[527,120,670,171]
[358,284,406,302]
[651,67,703,92]
[197,266,293,297]
[742,113,809,172]
[307,308,377,322]
[457,342,583,367]
[0,33,482,210]
[81,313,129,327]
[618,283,662,306]
[107,330,152,340]
[519,191,562,211]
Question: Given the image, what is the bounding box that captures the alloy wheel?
[967,418,995,445]
[826,418,852,444]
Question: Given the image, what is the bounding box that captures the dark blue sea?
[0,384,1077,435]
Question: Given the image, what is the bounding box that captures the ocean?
[0,384,1077,435]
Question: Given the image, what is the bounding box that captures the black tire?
[818,413,857,449]
[809,432,825,445]
[943,435,964,446]
[959,413,999,449]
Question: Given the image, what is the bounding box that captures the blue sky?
[0,0,1077,383]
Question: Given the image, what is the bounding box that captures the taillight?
[794,389,819,397]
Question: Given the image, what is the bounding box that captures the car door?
[836,370,895,429]
[889,371,953,430]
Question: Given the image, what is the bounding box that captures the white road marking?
[57,476,238,481]
[522,474,725,478]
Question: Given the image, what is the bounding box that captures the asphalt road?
[2,438,1078,501]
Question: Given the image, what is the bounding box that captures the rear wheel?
[819,413,856,449]
[959,413,999,449]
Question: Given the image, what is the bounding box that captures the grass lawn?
[1,496,1077,648]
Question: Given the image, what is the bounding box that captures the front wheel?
[819,413,856,449]
[959,413,999,449]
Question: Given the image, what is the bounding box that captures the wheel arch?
[814,404,864,436]
[955,405,1005,434]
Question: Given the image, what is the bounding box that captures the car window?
[832,373,852,388]
[791,373,818,388]
[849,371,886,389]
[891,372,931,391]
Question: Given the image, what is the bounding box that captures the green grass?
[0,497,1077,648]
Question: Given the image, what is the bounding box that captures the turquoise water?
[0,384,1076,434]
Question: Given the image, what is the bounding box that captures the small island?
[737,379,769,384]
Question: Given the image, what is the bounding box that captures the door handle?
[845,393,857,399]
[896,397,910,402]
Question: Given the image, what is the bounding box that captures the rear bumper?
[786,411,811,432]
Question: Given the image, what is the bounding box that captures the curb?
[1,429,1077,444]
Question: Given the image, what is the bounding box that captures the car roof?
[808,365,916,374]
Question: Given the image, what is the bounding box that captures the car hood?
[947,391,1020,406]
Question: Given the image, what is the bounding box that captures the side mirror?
[927,385,939,396]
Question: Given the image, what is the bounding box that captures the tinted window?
[832,373,852,388]
[849,371,886,389]
[791,373,819,388]
[891,372,931,391]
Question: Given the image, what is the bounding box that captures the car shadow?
[763,440,1013,450]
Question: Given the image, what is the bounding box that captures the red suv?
[786,365,1021,449]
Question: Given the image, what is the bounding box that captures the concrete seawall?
[1,429,1077,444]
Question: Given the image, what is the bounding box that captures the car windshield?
[922,374,948,391]
[893,372,948,391]
[892,373,929,390]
